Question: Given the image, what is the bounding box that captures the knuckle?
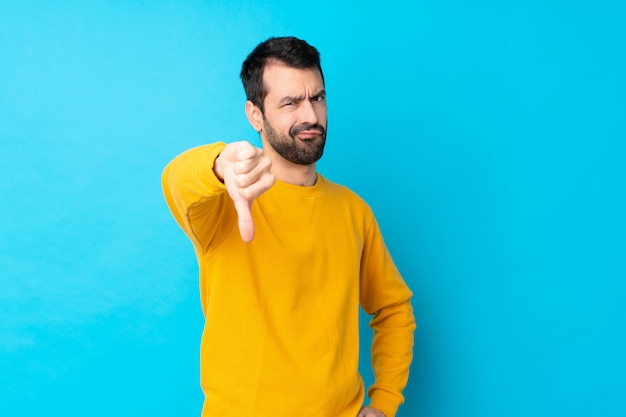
[239,188,254,201]
[259,156,272,171]
[233,173,251,189]
[232,176,243,188]
[233,160,251,175]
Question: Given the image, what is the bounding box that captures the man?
[162,36,415,417]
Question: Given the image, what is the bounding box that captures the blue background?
[1,1,625,416]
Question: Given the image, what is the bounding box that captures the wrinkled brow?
[279,89,326,105]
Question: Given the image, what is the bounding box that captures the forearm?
[368,299,416,417]
[161,142,228,246]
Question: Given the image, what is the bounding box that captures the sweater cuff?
[370,390,402,417]
[196,142,228,192]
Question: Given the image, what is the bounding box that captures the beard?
[263,117,327,165]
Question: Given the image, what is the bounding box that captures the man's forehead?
[263,62,324,95]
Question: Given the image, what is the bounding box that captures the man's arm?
[161,141,274,248]
[359,216,416,417]
[367,299,415,417]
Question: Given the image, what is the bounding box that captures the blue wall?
[1,1,624,416]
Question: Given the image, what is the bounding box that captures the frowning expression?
[259,62,327,165]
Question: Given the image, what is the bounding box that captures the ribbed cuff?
[370,390,402,417]
[196,142,228,192]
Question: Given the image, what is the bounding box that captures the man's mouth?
[296,130,323,140]
[291,124,325,140]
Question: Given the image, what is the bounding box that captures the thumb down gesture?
[214,141,275,242]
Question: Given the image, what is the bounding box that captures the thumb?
[233,197,255,243]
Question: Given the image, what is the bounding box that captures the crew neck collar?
[271,174,326,198]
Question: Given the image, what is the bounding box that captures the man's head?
[241,37,324,113]
[241,37,327,166]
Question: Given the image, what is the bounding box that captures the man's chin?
[288,145,325,165]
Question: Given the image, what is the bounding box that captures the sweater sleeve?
[359,215,416,417]
[161,142,232,252]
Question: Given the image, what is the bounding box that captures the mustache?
[290,123,325,137]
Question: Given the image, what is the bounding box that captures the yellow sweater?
[162,143,415,417]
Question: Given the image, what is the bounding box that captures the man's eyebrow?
[279,95,304,105]
[312,89,326,98]
[279,89,326,105]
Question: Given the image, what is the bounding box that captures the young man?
[162,37,415,417]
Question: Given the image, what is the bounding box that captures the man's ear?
[245,100,264,132]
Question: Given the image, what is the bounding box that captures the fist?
[214,141,275,242]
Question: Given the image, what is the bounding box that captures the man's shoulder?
[320,175,372,210]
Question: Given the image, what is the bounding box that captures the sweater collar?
[270,174,326,199]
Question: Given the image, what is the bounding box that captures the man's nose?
[298,100,319,125]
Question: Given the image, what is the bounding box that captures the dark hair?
[240,36,324,113]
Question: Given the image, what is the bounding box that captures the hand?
[214,141,275,242]
[357,406,387,417]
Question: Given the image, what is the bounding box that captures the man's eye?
[312,95,325,102]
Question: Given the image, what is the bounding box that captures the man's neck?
[271,159,317,187]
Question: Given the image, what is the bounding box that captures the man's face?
[259,62,327,166]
